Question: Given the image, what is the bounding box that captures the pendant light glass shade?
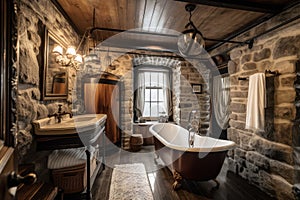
[177,4,205,57]
[177,29,205,57]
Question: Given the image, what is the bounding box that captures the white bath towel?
[245,73,266,131]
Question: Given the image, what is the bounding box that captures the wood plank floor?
[91,145,275,200]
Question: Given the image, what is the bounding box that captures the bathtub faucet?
[187,110,198,147]
[188,127,196,147]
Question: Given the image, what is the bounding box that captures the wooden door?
[84,82,120,144]
[104,84,120,144]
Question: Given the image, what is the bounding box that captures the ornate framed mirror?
[41,27,68,100]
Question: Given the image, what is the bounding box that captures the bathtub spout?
[188,127,196,147]
[188,110,198,147]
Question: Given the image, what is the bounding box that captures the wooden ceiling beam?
[174,0,281,13]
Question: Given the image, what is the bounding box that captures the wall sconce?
[52,44,83,70]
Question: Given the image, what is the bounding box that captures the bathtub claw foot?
[154,154,160,165]
[172,181,182,190]
[212,179,220,190]
[172,170,182,190]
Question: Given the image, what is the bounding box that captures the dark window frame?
[133,65,173,122]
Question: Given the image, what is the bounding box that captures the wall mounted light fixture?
[52,27,103,70]
[52,44,83,70]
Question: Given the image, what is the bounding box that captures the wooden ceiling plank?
[117,0,127,30]
[174,0,282,13]
[51,0,81,34]
[141,0,157,31]
[157,1,180,31]
[154,0,168,32]
[126,0,137,29]
[135,0,147,29]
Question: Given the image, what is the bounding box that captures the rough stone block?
[253,48,271,61]
[258,170,276,197]
[274,120,293,146]
[293,123,300,146]
[271,174,294,200]
[240,132,254,151]
[241,54,252,64]
[230,49,242,60]
[17,130,33,159]
[227,128,240,146]
[228,60,238,75]
[230,103,246,113]
[230,75,239,86]
[230,113,237,120]
[19,39,39,85]
[273,60,296,74]
[275,90,296,104]
[230,91,248,98]
[274,104,296,120]
[249,136,294,165]
[257,61,272,72]
[280,74,297,88]
[242,63,257,71]
[229,120,246,131]
[246,151,270,170]
[17,93,37,124]
[237,113,246,122]
[36,104,48,119]
[235,148,247,158]
[270,160,295,184]
[227,157,237,173]
[273,35,300,59]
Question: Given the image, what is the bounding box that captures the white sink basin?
[32,114,107,136]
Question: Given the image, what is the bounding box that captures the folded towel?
[245,73,266,131]
[48,147,95,169]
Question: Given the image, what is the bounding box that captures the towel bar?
[238,70,280,81]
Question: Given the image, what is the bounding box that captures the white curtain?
[213,76,230,129]
[135,72,145,117]
[162,72,172,116]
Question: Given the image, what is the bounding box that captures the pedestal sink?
[32,114,107,136]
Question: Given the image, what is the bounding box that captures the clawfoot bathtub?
[149,123,235,190]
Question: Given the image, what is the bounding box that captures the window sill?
[133,121,158,126]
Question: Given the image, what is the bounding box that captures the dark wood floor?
[91,145,275,200]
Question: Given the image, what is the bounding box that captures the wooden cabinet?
[84,80,121,144]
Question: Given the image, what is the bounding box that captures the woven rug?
[109,163,154,200]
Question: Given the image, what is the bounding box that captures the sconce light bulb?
[74,54,83,63]
[52,45,63,55]
[66,46,76,58]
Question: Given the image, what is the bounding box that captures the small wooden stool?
[130,134,144,152]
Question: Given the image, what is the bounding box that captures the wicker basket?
[130,134,144,152]
[51,163,86,194]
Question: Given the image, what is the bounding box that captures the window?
[134,66,172,121]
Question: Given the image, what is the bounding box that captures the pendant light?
[177,4,205,57]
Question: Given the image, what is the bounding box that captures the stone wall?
[211,4,300,200]
[17,0,79,159]
[77,50,211,149]
[293,61,300,198]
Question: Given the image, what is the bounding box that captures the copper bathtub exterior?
[150,123,235,189]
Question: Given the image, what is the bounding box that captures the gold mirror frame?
[41,27,68,100]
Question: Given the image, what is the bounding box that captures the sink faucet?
[187,110,198,147]
[48,104,73,123]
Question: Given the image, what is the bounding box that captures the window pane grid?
[136,68,170,118]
